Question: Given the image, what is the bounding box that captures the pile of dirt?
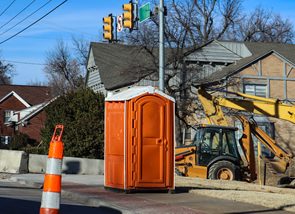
[175,176,295,212]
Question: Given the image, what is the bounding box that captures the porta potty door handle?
[156,139,162,145]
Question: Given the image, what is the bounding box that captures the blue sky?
[0,0,295,85]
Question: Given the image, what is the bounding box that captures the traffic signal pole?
[115,14,118,42]
[159,0,164,92]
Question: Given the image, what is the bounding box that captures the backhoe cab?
[175,124,240,180]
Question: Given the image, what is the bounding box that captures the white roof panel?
[105,86,175,102]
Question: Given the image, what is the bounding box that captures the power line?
[2,59,46,65]
[4,34,74,40]
[0,0,68,45]
[0,0,16,17]
[0,0,53,36]
[0,0,37,30]
[0,2,97,39]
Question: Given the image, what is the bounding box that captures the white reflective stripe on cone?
[41,191,61,209]
[46,158,62,175]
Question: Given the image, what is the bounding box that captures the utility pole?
[159,0,164,92]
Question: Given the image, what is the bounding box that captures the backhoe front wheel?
[208,161,239,181]
[175,167,183,176]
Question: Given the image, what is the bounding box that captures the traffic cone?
[40,125,64,214]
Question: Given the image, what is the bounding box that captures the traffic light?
[103,14,113,41]
[122,1,134,30]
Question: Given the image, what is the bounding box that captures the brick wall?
[0,95,47,142]
[261,54,283,77]
[235,54,295,99]
[0,96,27,137]
[17,111,46,142]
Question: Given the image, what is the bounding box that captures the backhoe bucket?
[260,156,289,174]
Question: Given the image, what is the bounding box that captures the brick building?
[0,85,52,144]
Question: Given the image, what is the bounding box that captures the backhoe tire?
[208,161,239,181]
[278,177,291,185]
[175,167,183,176]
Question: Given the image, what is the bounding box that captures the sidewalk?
[1,173,292,214]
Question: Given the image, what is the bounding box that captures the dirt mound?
[175,176,295,212]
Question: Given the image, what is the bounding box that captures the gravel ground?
[175,176,295,213]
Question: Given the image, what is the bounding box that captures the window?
[4,110,14,123]
[234,118,275,157]
[244,84,266,97]
[222,129,238,158]
[0,136,11,144]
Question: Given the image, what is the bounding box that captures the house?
[85,40,295,154]
[85,42,159,95]
[0,85,52,144]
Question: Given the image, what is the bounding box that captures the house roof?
[87,42,202,90]
[8,96,57,125]
[89,42,159,90]
[0,85,52,106]
[87,40,295,90]
[194,40,295,86]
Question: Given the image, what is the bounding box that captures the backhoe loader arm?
[198,87,295,124]
[197,88,228,126]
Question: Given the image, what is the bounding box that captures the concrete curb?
[5,174,133,214]
[61,189,135,214]
[8,176,43,189]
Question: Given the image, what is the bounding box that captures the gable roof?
[0,91,30,107]
[88,42,158,90]
[193,40,295,86]
[0,85,52,106]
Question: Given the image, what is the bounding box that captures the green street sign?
[139,2,150,23]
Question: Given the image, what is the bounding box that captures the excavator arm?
[198,87,295,124]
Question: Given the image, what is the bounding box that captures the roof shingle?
[0,85,52,106]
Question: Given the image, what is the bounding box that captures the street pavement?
[0,179,113,214]
[0,173,293,214]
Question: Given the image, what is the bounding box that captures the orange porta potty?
[104,86,175,193]
[40,125,64,214]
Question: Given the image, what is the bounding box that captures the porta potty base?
[104,186,176,194]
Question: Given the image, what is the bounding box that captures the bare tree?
[43,39,84,96]
[229,6,294,43]
[72,36,90,67]
[26,79,45,86]
[0,52,16,84]
[122,0,294,146]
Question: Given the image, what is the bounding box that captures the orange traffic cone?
[40,125,64,214]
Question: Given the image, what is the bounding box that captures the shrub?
[9,133,37,150]
[40,88,105,159]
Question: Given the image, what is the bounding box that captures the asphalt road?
[0,179,120,214]
[3,173,293,214]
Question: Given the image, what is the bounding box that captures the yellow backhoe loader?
[175,87,294,182]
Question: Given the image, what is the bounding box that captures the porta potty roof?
[105,86,175,102]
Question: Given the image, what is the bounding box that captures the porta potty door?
[129,95,174,188]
